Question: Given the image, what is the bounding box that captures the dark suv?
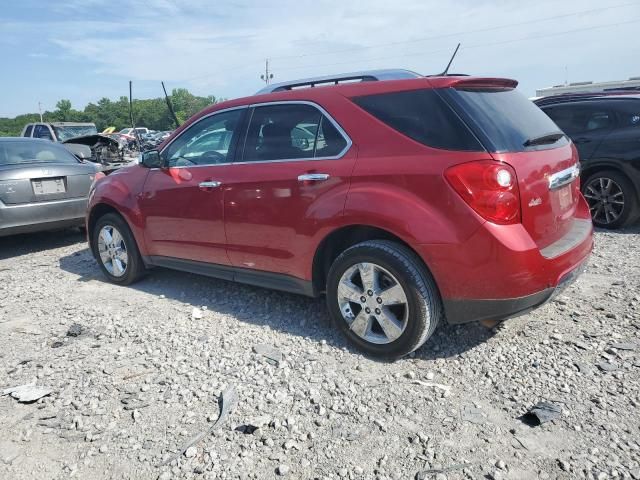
[536,93,640,228]
[87,70,592,358]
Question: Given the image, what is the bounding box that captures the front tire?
[92,213,145,285]
[582,170,639,229]
[326,240,442,359]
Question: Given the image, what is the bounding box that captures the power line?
[272,17,640,75]
[268,1,638,62]
[176,2,638,84]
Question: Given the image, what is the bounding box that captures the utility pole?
[260,59,274,85]
[38,102,43,122]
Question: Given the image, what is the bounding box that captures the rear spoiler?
[448,77,518,90]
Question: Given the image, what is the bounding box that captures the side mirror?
[141,150,163,168]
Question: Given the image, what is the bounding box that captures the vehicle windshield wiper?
[523,132,565,148]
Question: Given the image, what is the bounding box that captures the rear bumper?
[0,197,87,237]
[442,260,587,324]
[417,197,593,324]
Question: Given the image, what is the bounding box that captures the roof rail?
[255,69,422,95]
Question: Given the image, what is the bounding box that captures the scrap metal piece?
[3,384,53,403]
[159,386,238,466]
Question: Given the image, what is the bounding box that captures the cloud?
[4,0,640,112]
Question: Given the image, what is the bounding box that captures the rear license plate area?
[558,184,573,210]
[32,178,66,195]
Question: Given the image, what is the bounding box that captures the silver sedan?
[0,137,101,237]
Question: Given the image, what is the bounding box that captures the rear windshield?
[0,141,79,166]
[353,89,483,151]
[441,88,567,152]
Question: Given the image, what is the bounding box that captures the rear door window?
[353,89,482,151]
[544,104,614,134]
[240,103,348,162]
[442,88,568,152]
[34,124,54,141]
[24,125,33,137]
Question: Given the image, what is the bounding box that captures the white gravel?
[0,225,639,479]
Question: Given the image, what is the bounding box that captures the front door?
[139,108,245,265]
[223,102,356,279]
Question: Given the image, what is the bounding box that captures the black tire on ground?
[326,240,442,359]
[92,213,145,285]
[583,170,639,229]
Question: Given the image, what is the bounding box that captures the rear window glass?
[0,141,79,166]
[353,89,482,151]
[442,88,567,152]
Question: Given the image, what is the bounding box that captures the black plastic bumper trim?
[443,261,587,325]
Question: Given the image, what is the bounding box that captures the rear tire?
[582,170,639,229]
[326,240,442,359]
[92,213,145,285]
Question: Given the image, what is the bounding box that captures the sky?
[1,0,639,117]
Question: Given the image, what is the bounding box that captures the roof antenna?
[129,80,142,151]
[162,81,181,129]
[439,43,461,76]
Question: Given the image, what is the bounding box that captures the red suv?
[87,69,593,358]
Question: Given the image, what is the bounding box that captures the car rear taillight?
[445,160,521,225]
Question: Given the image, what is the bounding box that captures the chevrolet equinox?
[87,69,593,358]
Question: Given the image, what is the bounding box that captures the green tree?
[0,88,220,136]
[55,99,73,121]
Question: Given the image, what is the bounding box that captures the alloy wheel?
[337,262,409,345]
[583,176,625,225]
[97,225,129,277]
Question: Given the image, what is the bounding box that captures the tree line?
[0,88,221,137]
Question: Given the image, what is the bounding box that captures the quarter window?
[24,125,33,137]
[241,103,348,162]
[354,89,483,151]
[163,109,243,167]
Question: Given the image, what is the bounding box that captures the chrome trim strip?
[157,100,352,169]
[549,164,580,191]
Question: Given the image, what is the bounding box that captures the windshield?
[442,88,567,152]
[53,125,98,141]
[0,141,79,166]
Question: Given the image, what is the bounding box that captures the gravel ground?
[0,225,639,480]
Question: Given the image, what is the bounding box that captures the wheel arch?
[87,203,133,256]
[311,224,435,295]
[581,161,640,198]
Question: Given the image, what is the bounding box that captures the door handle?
[573,137,591,144]
[199,181,221,189]
[297,173,330,182]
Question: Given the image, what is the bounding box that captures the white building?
[536,76,640,98]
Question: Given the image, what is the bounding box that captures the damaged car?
[21,122,128,171]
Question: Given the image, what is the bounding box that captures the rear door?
[542,103,614,161]
[223,101,355,278]
[139,107,245,265]
[443,85,582,249]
